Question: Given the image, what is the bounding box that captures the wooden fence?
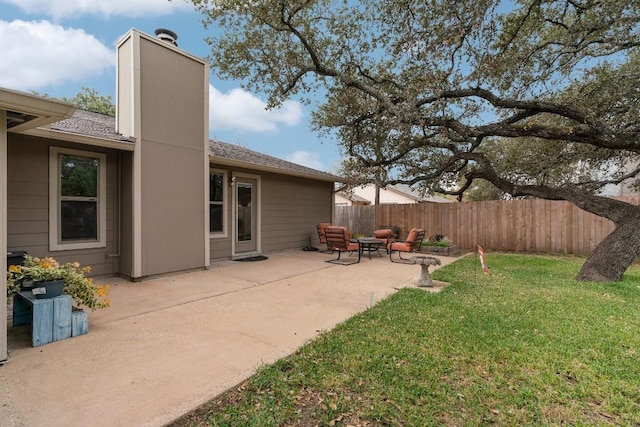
[335,197,640,255]
[334,205,376,236]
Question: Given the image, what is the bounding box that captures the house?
[335,183,451,206]
[0,28,340,361]
[600,159,640,197]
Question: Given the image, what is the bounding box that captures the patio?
[1,249,457,427]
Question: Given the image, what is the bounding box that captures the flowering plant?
[6,255,110,310]
[424,234,451,247]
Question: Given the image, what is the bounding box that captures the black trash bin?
[7,250,27,267]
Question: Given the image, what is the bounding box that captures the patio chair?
[373,227,396,253]
[324,226,361,265]
[377,225,399,240]
[389,228,427,263]
[316,222,333,252]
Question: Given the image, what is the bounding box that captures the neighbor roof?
[387,184,452,203]
[336,191,371,204]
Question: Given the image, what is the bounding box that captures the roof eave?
[210,155,344,183]
[386,186,422,201]
[1,88,77,132]
[22,127,135,151]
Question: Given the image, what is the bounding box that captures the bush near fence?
[335,197,640,255]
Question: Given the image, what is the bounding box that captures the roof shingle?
[50,110,130,141]
[46,110,342,182]
[209,140,341,182]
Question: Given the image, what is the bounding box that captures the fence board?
[334,196,640,255]
[334,205,375,236]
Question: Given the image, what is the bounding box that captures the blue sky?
[0,0,342,173]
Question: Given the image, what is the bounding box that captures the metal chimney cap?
[154,28,178,46]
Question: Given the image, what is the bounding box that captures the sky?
[0,0,342,173]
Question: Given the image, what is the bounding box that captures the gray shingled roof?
[49,109,130,141]
[46,110,342,182]
[209,140,342,182]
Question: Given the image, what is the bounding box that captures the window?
[49,147,106,250]
[209,170,227,236]
[236,183,252,241]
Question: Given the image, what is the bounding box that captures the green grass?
[171,254,640,426]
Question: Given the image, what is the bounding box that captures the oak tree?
[191,0,640,281]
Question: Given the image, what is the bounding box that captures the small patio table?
[352,237,385,259]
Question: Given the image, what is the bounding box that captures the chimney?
[154,28,178,47]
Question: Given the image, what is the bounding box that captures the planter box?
[72,308,89,337]
[421,245,459,256]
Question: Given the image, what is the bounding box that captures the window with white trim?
[209,169,227,236]
[49,147,107,250]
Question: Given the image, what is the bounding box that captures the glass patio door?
[234,177,257,254]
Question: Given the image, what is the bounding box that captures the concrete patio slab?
[1,249,458,427]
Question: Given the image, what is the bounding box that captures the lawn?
[170,254,640,426]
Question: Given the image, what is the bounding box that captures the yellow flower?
[6,254,110,311]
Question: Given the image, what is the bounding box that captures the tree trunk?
[577,213,640,282]
[496,184,640,283]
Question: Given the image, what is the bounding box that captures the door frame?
[231,172,261,258]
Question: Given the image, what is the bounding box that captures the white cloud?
[209,85,304,133]
[285,151,324,170]
[1,0,192,20]
[0,20,114,91]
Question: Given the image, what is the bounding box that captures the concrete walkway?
[1,250,457,427]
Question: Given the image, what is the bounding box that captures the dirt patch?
[167,381,381,427]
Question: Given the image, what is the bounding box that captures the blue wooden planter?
[13,291,72,346]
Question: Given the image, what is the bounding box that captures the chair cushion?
[390,242,413,252]
[406,228,419,242]
[346,242,360,251]
[374,229,393,239]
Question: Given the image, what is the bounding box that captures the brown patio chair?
[324,226,361,265]
[316,222,332,252]
[389,228,426,263]
[377,225,399,240]
[373,227,396,253]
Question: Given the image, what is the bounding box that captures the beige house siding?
[115,36,134,137]
[208,166,333,259]
[210,236,232,261]
[118,151,134,277]
[123,32,208,277]
[7,133,119,276]
[139,143,205,274]
[139,38,206,148]
[261,172,333,251]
